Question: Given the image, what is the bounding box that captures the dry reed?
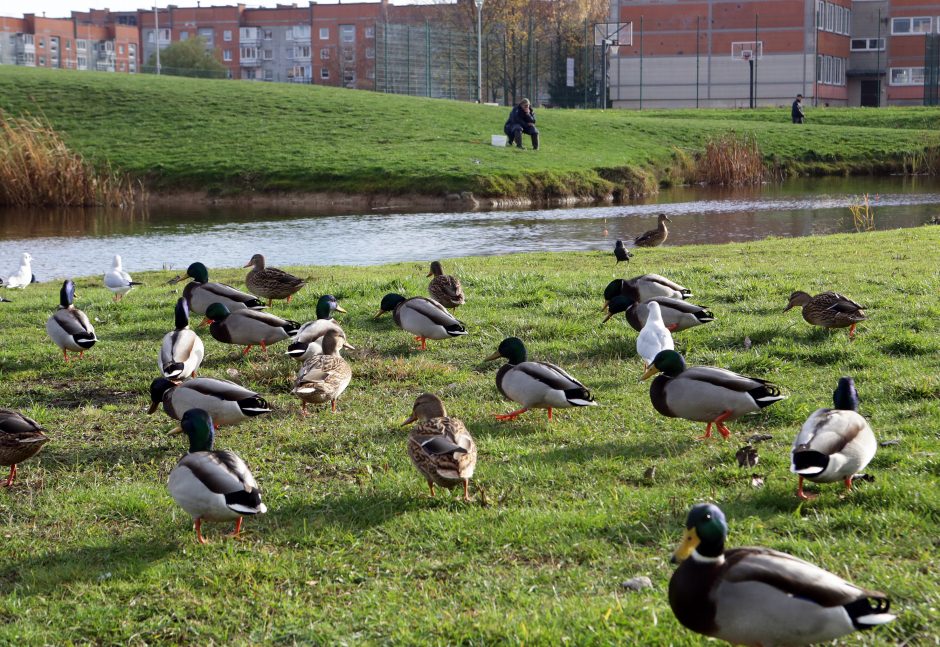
[848,193,876,232]
[0,110,140,208]
[696,131,765,186]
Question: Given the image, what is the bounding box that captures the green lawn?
[0,227,938,643]
[1,66,938,198]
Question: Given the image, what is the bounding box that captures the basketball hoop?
[742,50,752,61]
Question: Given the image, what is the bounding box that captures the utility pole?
[154,5,161,75]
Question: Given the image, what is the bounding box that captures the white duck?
[159,298,205,380]
[791,376,877,500]
[168,409,266,544]
[103,254,142,301]
[45,280,97,362]
[636,301,674,368]
[6,252,34,288]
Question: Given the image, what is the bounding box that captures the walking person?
[791,94,805,124]
[504,98,539,150]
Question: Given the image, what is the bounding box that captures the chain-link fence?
[375,22,478,101]
[926,34,940,106]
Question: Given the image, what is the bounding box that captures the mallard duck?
[293,329,352,414]
[45,280,97,362]
[614,240,633,264]
[791,376,877,500]
[602,274,692,309]
[0,295,10,303]
[159,298,205,380]
[485,336,596,421]
[244,253,306,305]
[427,261,466,311]
[103,254,142,302]
[402,393,477,501]
[168,262,265,316]
[5,252,33,288]
[641,350,785,439]
[603,295,714,332]
[636,301,674,368]
[206,302,300,355]
[0,408,49,487]
[785,290,866,339]
[670,503,895,645]
[633,213,671,247]
[375,293,467,350]
[286,294,347,361]
[148,377,270,426]
[168,409,266,544]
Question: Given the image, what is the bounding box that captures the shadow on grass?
[538,438,697,464]
[274,489,433,535]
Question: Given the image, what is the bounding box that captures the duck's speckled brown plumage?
[403,394,477,500]
[245,254,306,302]
[785,290,866,333]
[0,408,49,486]
[633,213,671,248]
[292,330,351,413]
[427,261,465,310]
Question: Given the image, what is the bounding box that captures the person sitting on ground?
[504,98,539,150]
[791,94,805,124]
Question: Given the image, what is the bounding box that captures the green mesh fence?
[375,22,477,101]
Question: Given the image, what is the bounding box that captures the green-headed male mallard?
[402,393,477,501]
[791,376,877,500]
[603,295,714,332]
[641,350,785,439]
[286,294,347,361]
[206,302,300,355]
[293,329,352,414]
[159,298,205,380]
[168,409,266,544]
[785,290,866,340]
[669,503,895,645]
[45,279,97,362]
[149,377,270,426]
[375,293,467,350]
[633,213,671,247]
[427,261,466,311]
[0,408,49,487]
[485,337,596,421]
[602,274,692,310]
[244,253,306,306]
[168,262,265,317]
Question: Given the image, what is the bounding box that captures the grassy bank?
[0,228,938,643]
[1,67,939,200]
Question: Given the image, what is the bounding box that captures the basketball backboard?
[594,22,633,47]
[731,41,763,60]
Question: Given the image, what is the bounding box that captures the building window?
[892,16,932,35]
[320,48,330,59]
[319,27,329,40]
[223,49,232,61]
[367,69,375,79]
[850,38,885,51]
[23,34,34,45]
[264,69,273,80]
[240,46,259,60]
[39,56,45,65]
[320,67,329,79]
[263,29,273,40]
[129,43,137,57]
[77,55,87,68]
[341,25,355,43]
[365,26,374,39]
[890,67,925,85]
[343,69,355,84]
[198,27,214,45]
[343,48,354,63]
[77,39,87,51]
[118,44,125,54]
[366,47,374,59]
[223,30,233,42]
[66,39,71,50]
[240,27,259,40]
[39,38,45,48]
[263,49,273,60]
[159,28,170,42]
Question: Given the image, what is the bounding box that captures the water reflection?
[1,176,938,281]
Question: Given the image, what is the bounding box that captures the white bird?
[5,252,34,288]
[103,254,142,301]
[636,301,674,368]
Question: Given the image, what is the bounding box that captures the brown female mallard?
[633,213,671,247]
[402,393,477,501]
[785,290,866,339]
[293,329,352,414]
[244,254,306,305]
[427,261,465,311]
[0,408,49,487]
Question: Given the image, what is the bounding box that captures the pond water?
[1,176,938,281]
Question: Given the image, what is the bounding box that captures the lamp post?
[474,0,483,103]
[154,5,161,75]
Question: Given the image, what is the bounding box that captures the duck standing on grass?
[159,298,205,380]
[402,393,477,501]
[293,329,352,415]
[427,261,466,311]
[168,409,266,544]
[603,295,714,332]
[791,376,877,500]
[206,302,300,356]
[632,213,671,248]
[613,240,633,264]
[485,337,596,421]
[103,254,142,302]
[602,274,692,309]
[244,253,306,306]
[0,408,49,487]
[641,350,785,439]
[4,252,34,289]
[286,294,347,361]
[636,301,674,369]
[375,293,467,350]
[669,503,895,645]
[168,262,265,317]
[46,279,97,362]
[784,290,867,340]
[149,377,270,427]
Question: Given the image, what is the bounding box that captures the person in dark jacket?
[504,98,539,150]
[791,94,805,124]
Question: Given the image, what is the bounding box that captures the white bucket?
[491,134,508,147]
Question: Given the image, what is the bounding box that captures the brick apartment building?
[0,13,137,72]
[607,0,940,107]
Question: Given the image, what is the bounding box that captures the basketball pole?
[748,57,754,108]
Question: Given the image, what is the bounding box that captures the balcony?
[240,57,261,66]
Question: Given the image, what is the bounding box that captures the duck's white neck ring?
[691,550,725,565]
